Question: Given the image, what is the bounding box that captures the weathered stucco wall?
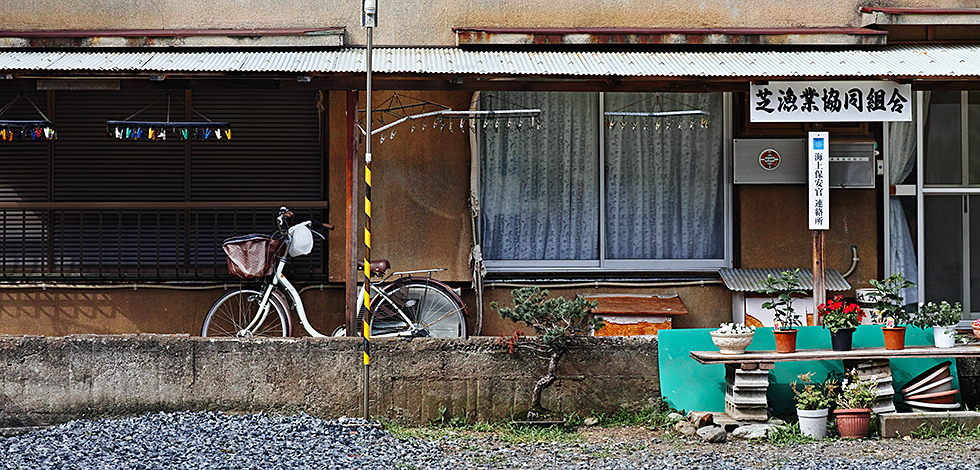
[0,288,348,337]
[738,185,879,294]
[327,90,474,284]
[1,0,973,46]
[0,334,661,427]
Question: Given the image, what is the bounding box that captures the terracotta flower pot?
[830,327,856,351]
[881,326,907,350]
[973,325,980,340]
[834,408,871,438]
[773,329,798,353]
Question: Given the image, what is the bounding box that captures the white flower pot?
[933,325,956,348]
[709,331,754,355]
[796,408,828,439]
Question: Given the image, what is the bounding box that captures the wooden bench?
[690,345,980,421]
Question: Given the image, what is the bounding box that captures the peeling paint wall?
[2,0,975,46]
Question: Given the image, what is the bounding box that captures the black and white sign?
[808,132,829,230]
[751,81,911,122]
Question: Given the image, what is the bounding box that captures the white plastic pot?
[933,325,956,348]
[797,408,828,439]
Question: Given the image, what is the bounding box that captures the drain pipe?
[841,244,860,278]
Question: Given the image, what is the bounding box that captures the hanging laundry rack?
[604,93,710,131]
[0,93,56,142]
[106,93,231,141]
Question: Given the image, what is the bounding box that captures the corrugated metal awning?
[719,268,851,292]
[5,45,980,78]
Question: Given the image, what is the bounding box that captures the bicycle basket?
[222,234,283,279]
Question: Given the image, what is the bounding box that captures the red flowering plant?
[818,295,865,333]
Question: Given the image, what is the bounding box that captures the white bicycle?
[201,207,467,338]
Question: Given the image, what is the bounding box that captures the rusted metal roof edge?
[859,7,980,16]
[0,28,345,38]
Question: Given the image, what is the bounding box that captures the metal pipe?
[841,244,860,278]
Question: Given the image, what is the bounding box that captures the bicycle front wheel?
[369,278,467,338]
[202,287,290,337]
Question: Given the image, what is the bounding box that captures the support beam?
[345,90,359,337]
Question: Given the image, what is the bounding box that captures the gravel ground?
[2,411,980,469]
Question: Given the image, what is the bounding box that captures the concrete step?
[879,411,980,438]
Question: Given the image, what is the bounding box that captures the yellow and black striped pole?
[362,19,374,422]
[362,152,372,421]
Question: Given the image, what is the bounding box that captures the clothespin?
[180,129,188,140]
[203,128,212,140]
[159,129,166,140]
[148,128,155,140]
[215,128,221,140]
[224,129,232,140]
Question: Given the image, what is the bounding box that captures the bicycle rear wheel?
[201,287,291,337]
[369,278,467,338]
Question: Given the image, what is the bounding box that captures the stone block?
[879,411,980,438]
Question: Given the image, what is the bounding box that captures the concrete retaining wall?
[0,335,661,427]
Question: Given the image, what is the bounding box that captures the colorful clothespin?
[224,129,232,140]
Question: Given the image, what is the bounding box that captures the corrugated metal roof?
[5,45,980,77]
[718,268,851,292]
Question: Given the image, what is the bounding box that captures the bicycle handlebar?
[278,206,334,233]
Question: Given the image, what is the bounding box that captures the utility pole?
[361,0,377,422]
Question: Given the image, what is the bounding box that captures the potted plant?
[710,322,756,355]
[913,301,963,349]
[817,295,865,351]
[834,369,878,439]
[973,318,980,340]
[792,372,836,439]
[757,268,806,353]
[867,273,916,350]
[490,287,605,420]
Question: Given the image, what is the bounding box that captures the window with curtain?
[478,91,728,272]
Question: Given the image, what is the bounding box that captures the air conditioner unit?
[733,138,875,188]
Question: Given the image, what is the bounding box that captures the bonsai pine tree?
[490,287,605,418]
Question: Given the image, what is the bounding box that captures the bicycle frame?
[355,269,454,338]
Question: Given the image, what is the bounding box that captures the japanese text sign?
[808,132,829,230]
[751,81,911,122]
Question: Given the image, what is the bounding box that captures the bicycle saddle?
[357,259,390,275]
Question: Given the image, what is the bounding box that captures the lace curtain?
[604,92,725,259]
[479,91,724,262]
[479,92,599,260]
[886,91,929,304]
